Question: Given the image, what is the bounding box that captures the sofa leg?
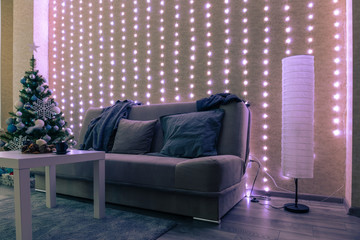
[193,217,221,224]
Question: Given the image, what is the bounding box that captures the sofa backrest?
[78,101,250,161]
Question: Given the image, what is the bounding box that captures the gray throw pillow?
[111,119,157,154]
[160,109,224,158]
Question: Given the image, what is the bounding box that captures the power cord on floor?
[248,159,283,209]
[248,160,260,203]
[246,155,345,209]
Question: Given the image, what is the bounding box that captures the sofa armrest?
[175,155,244,192]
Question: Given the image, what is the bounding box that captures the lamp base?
[284,203,309,213]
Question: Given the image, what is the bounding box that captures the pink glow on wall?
[33,0,49,82]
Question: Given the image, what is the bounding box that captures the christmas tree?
[0,43,75,151]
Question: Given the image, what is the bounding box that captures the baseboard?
[344,198,360,217]
[252,189,344,204]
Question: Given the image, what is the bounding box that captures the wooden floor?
[1,185,359,240]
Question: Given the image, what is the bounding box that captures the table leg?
[45,165,56,208]
[13,168,32,240]
[93,159,105,219]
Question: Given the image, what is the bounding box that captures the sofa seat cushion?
[105,153,187,188]
[32,153,245,194]
[175,155,245,192]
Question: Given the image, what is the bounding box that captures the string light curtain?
[48,0,346,197]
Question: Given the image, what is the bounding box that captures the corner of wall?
[1,0,14,128]
[33,0,49,81]
[12,0,34,107]
[345,0,353,207]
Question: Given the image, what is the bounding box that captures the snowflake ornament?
[31,99,56,119]
[7,136,29,151]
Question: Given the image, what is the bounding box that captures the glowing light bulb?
[333,129,341,136]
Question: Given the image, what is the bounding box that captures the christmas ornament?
[36,86,44,92]
[45,125,52,131]
[15,101,24,109]
[35,119,45,128]
[43,135,51,142]
[36,139,47,146]
[53,125,59,131]
[20,78,26,84]
[52,106,61,114]
[29,74,36,79]
[16,118,22,122]
[7,124,17,133]
[6,118,14,125]
[31,99,56,119]
[59,120,65,126]
[25,119,45,134]
[16,122,25,129]
[16,111,22,117]
[24,103,31,109]
[66,128,73,134]
[31,95,37,101]
[7,136,29,151]
[26,88,32,93]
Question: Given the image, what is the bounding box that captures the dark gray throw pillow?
[111,118,157,154]
[160,109,225,158]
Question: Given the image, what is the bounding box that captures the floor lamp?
[282,55,314,213]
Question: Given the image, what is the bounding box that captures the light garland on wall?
[174,2,180,101]
[98,0,104,108]
[68,0,75,129]
[262,0,270,192]
[189,0,196,100]
[205,2,213,96]
[145,0,152,105]
[87,2,94,111]
[241,0,248,97]
[284,0,292,55]
[51,0,58,99]
[77,0,84,128]
[132,1,139,101]
[120,2,126,99]
[47,1,346,196]
[159,1,166,103]
[60,0,66,110]
[109,0,115,106]
[306,1,314,55]
[223,0,230,94]
[332,0,342,136]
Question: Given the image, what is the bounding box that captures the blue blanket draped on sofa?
[80,100,139,151]
[196,93,245,111]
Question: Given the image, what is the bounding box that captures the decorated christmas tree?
[0,43,75,151]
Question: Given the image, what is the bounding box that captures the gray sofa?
[33,101,251,222]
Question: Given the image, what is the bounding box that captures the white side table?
[0,150,105,240]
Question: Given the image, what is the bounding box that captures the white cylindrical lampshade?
[282,55,314,179]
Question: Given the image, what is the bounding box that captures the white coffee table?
[0,149,105,240]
